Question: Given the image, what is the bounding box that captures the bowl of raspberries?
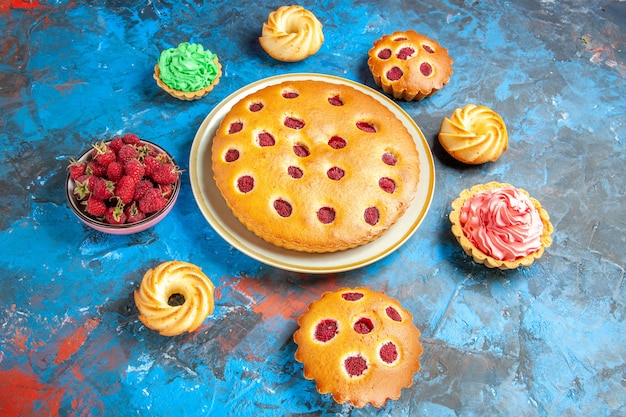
[66,133,181,234]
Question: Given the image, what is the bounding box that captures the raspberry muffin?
[293,287,423,408]
[368,30,453,101]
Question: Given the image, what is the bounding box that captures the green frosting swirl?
[158,42,219,92]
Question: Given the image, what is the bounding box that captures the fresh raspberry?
[138,187,167,214]
[122,133,141,145]
[135,144,154,160]
[109,136,124,153]
[68,159,86,180]
[151,163,179,185]
[85,161,107,177]
[92,178,115,200]
[124,201,146,223]
[114,176,136,204]
[143,155,161,177]
[133,179,154,201]
[117,144,139,164]
[84,197,107,217]
[124,159,145,183]
[159,183,173,199]
[104,201,127,225]
[93,141,116,166]
[106,161,124,182]
[73,175,94,200]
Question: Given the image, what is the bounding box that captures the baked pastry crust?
[449,182,553,269]
[153,58,222,101]
[134,261,215,336]
[293,287,423,408]
[211,79,420,253]
[439,104,508,164]
[367,30,453,101]
[259,5,324,62]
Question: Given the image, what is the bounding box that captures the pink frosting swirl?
[459,186,543,261]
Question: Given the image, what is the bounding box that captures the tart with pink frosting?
[449,182,553,269]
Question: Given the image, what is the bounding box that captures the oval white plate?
[189,73,435,273]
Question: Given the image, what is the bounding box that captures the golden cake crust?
[449,182,554,269]
[293,287,423,408]
[211,80,420,253]
[368,30,453,101]
[439,104,508,164]
[134,261,215,336]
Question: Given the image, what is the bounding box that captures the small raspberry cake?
[293,287,423,408]
[368,30,453,101]
[211,79,421,252]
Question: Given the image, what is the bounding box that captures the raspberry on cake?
[210,79,421,253]
[293,287,424,408]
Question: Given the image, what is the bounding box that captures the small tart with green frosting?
[154,42,222,101]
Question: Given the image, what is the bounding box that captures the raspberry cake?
[211,79,420,253]
[368,30,453,101]
[293,287,423,408]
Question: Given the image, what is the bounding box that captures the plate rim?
[189,73,435,273]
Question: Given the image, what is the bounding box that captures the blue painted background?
[0,0,624,416]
